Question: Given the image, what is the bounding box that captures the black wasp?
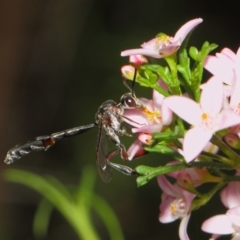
[4,72,144,182]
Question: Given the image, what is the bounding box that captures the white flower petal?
[159,193,179,223]
[152,90,164,110]
[183,127,212,162]
[215,110,240,132]
[220,182,240,209]
[132,123,162,133]
[157,175,181,197]
[141,37,158,49]
[204,56,223,75]
[227,206,240,227]
[221,48,236,61]
[123,109,149,127]
[201,76,223,115]
[127,139,143,160]
[164,96,202,125]
[174,18,203,43]
[202,215,234,234]
[161,101,173,125]
[179,214,191,240]
[121,48,162,58]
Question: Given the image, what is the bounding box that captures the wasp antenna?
[123,78,132,92]
[122,67,137,95]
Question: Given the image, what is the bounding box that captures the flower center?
[171,198,187,217]
[201,112,214,129]
[141,107,161,123]
[155,35,174,50]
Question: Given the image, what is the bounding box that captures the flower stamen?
[141,107,161,123]
[201,112,214,129]
[171,198,187,217]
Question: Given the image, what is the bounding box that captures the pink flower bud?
[121,65,135,80]
[176,172,195,192]
[138,133,152,145]
[129,54,148,67]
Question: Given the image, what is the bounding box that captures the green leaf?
[189,47,199,60]
[140,64,163,71]
[135,164,186,187]
[144,144,176,154]
[141,64,173,86]
[153,126,183,140]
[92,195,125,240]
[149,72,158,85]
[137,76,151,87]
[3,169,100,240]
[33,199,53,239]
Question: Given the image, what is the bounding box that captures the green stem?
[191,181,226,211]
[198,151,235,166]
[211,134,240,167]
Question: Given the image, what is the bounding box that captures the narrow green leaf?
[33,199,53,239]
[3,169,100,240]
[135,164,186,187]
[92,195,125,240]
[144,144,176,154]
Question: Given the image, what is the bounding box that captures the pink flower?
[123,86,172,159]
[129,54,148,67]
[220,174,240,209]
[229,48,240,115]
[164,76,240,162]
[121,18,203,59]
[121,65,136,80]
[204,47,240,100]
[201,206,240,240]
[166,161,220,188]
[157,175,196,240]
[202,172,240,239]
[126,133,151,160]
[121,55,148,80]
[204,47,237,86]
[124,87,172,134]
[201,210,240,239]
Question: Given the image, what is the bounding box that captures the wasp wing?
[96,121,112,183]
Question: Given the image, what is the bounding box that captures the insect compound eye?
[120,93,137,108]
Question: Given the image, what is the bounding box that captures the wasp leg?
[105,145,137,176]
[117,127,132,137]
[107,161,137,176]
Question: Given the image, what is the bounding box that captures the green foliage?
[135,164,186,187]
[3,167,124,240]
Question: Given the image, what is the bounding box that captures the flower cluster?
[202,171,240,239]
[120,18,240,240]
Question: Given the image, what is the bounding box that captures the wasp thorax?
[120,93,137,108]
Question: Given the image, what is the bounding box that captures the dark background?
[0,0,239,239]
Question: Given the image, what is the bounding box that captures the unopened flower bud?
[177,172,196,193]
[224,133,240,150]
[129,54,148,67]
[121,65,135,80]
[138,133,152,145]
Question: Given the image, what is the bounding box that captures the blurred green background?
[0,0,239,239]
